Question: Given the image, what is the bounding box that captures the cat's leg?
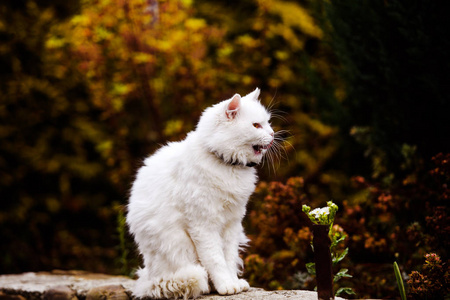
[222,222,250,292]
[134,263,209,299]
[135,263,209,299]
[133,266,162,299]
[133,230,209,299]
[189,226,247,295]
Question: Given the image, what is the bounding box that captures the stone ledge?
[0,271,345,300]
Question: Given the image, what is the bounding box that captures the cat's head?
[197,88,274,167]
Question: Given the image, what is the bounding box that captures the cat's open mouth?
[252,142,272,155]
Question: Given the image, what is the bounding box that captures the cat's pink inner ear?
[226,94,241,119]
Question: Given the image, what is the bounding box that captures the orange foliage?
[244,177,315,289]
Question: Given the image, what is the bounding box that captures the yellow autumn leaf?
[185,18,206,31]
[132,52,155,64]
[270,0,323,39]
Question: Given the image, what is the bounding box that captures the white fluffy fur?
[127,88,274,299]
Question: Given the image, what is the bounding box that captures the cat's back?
[142,138,186,173]
[143,140,185,169]
[130,140,186,201]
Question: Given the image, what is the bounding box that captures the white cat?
[127,88,276,299]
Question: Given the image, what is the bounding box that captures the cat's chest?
[205,164,256,195]
[187,169,254,221]
[174,161,256,206]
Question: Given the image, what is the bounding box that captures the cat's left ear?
[226,94,241,119]
[247,87,261,101]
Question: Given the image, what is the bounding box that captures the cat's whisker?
[263,93,292,174]
[270,146,278,173]
[265,150,275,175]
[260,133,293,174]
[274,144,283,171]
[265,89,278,112]
[274,129,292,139]
[280,136,295,156]
[261,151,267,170]
[274,131,295,156]
[270,110,288,122]
[260,131,290,175]
[269,149,279,175]
[276,144,290,165]
[272,143,286,165]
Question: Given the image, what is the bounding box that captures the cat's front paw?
[216,281,239,295]
[238,279,250,292]
[216,279,249,295]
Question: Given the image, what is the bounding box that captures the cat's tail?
[133,265,209,300]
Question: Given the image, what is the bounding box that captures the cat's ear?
[248,87,261,101]
[226,94,241,119]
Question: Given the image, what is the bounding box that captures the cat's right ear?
[226,94,241,119]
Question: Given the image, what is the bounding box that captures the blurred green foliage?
[317,0,450,179]
[1,0,449,298]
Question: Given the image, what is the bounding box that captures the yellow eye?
[253,123,262,129]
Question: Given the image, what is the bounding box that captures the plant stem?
[313,224,334,300]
